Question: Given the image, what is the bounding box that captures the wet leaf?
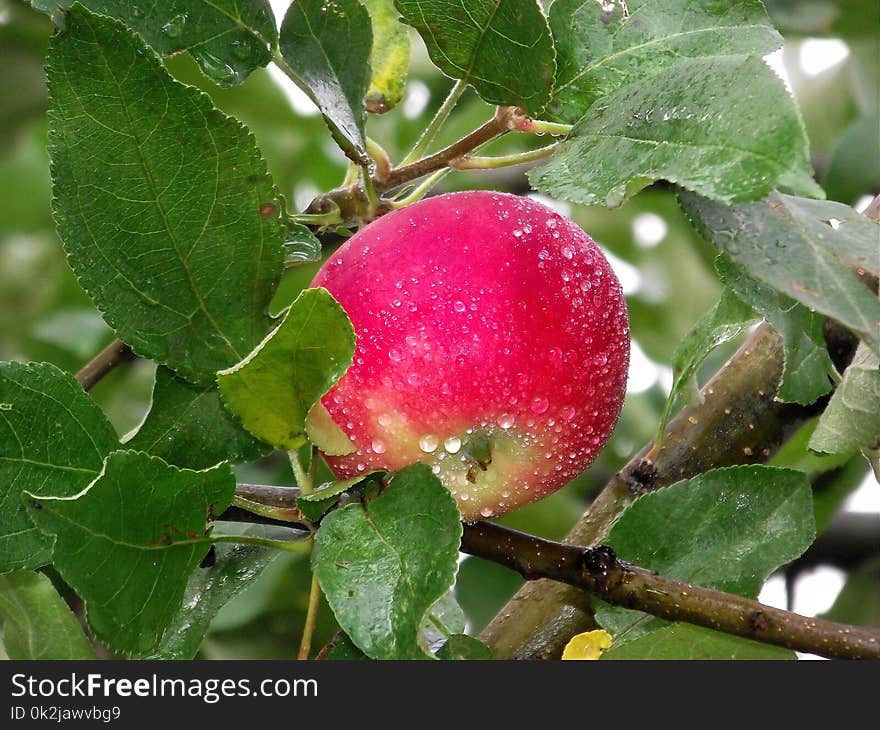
[680,191,880,355]
[48,6,283,384]
[602,623,794,660]
[284,223,323,266]
[394,0,556,115]
[148,526,283,659]
[125,366,270,470]
[0,570,96,659]
[717,257,835,405]
[548,0,781,122]
[24,450,235,655]
[32,0,277,85]
[658,289,757,440]
[217,288,355,452]
[280,0,373,159]
[595,465,815,648]
[531,55,821,208]
[312,464,462,659]
[809,344,880,455]
[0,361,118,572]
[364,0,410,113]
[436,634,492,660]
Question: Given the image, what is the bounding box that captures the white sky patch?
[267,64,321,117]
[799,38,850,76]
[527,192,572,217]
[604,249,642,296]
[844,472,880,513]
[764,48,793,93]
[632,212,667,248]
[627,339,660,394]
[294,182,320,212]
[403,80,431,119]
[793,565,846,618]
[855,194,874,214]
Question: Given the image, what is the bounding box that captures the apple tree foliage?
[0,0,877,660]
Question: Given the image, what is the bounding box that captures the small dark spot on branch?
[748,609,771,633]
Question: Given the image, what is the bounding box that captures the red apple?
[311,191,629,521]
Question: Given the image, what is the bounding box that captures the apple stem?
[400,79,469,166]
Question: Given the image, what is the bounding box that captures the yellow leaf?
[561,630,613,660]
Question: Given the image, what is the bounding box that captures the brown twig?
[223,484,880,660]
[461,521,880,660]
[308,107,522,222]
[75,338,134,391]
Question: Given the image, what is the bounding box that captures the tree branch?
[223,481,880,660]
[75,338,134,391]
[460,521,880,660]
[480,321,859,659]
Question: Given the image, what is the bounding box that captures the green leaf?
[297,473,380,523]
[217,287,355,452]
[821,561,880,628]
[436,634,492,660]
[824,114,880,205]
[530,55,821,208]
[394,0,556,116]
[24,450,235,655]
[364,0,410,113]
[716,257,835,405]
[595,465,815,648]
[148,527,282,659]
[657,289,757,440]
[33,1,277,85]
[279,0,373,159]
[601,623,794,660]
[0,361,118,572]
[421,589,466,654]
[809,344,880,455]
[312,463,462,660]
[48,6,283,385]
[125,366,269,470]
[548,0,781,123]
[679,191,880,355]
[283,222,323,266]
[0,570,96,659]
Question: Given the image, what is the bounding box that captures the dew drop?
[388,348,403,362]
[530,396,549,414]
[560,405,576,421]
[498,413,515,429]
[371,440,386,454]
[444,436,462,454]
[419,434,439,453]
[453,300,466,313]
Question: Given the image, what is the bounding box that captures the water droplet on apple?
[419,434,439,453]
[530,396,549,414]
[371,439,386,454]
[443,436,461,454]
[498,413,515,429]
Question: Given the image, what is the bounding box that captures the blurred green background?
[0,0,876,657]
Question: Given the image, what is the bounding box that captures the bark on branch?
[461,521,880,660]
